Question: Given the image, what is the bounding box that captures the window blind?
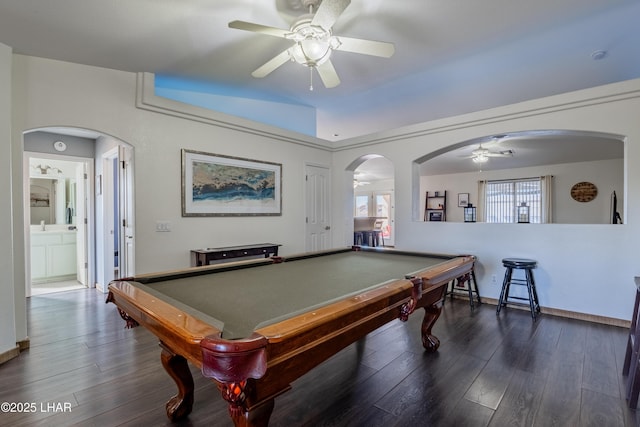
[485,178,541,223]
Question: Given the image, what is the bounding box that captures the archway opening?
[415,130,625,224]
[347,155,395,247]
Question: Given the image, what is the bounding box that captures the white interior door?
[305,164,331,252]
[103,145,134,282]
[103,151,118,283]
[74,161,90,286]
[119,145,134,278]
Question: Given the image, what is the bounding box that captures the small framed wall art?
[458,193,469,207]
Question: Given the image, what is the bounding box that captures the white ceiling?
[1,0,639,142]
[1,0,635,181]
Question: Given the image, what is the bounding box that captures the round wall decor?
[570,181,597,202]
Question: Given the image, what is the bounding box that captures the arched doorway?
[348,155,395,247]
[23,127,135,297]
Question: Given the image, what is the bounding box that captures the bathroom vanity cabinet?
[31,230,77,283]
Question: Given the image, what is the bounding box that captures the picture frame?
[181,149,282,217]
[458,193,470,207]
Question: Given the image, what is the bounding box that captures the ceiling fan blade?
[311,0,351,30]
[228,20,290,38]
[316,60,341,88]
[251,49,292,78]
[335,36,395,57]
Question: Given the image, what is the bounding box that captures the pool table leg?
[223,394,274,427]
[421,302,443,352]
[160,343,194,421]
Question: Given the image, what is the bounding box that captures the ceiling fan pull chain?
[309,67,314,91]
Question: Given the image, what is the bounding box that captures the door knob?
[325,226,331,230]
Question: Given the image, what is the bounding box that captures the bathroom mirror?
[29,157,80,226]
[30,178,55,224]
[30,177,76,225]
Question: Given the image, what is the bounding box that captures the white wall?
[4,53,640,358]
[0,43,18,356]
[332,79,640,322]
[422,158,624,223]
[11,56,331,275]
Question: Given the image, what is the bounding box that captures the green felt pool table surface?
[133,247,453,339]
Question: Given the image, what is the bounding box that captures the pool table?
[107,246,476,427]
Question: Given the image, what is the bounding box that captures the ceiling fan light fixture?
[472,154,489,163]
[290,37,332,66]
[286,19,339,67]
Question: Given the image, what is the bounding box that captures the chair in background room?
[372,219,385,247]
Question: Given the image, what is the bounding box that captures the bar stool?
[364,230,375,246]
[353,231,364,246]
[496,258,540,320]
[372,220,385,247]
[445,267,481,310]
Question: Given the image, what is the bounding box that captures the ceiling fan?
[353,179,370,188]
[228,0,395,90]
[463,144,514,163]
[353,172,370,188]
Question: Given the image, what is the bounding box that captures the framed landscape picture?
[182,149,282,216]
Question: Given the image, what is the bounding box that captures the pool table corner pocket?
[200,333,270,425]
[398,275,423,321]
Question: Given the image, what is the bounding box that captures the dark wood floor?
[1,288,638,426]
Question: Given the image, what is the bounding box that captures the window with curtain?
[482,176,553,223]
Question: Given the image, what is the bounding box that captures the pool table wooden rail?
[107,249,475,427]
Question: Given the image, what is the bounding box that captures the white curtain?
[477,180,487,222]
[541,175,554,223]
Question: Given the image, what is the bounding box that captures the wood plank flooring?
[0,288,638,426]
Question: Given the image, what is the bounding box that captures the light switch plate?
[156,221,171,232]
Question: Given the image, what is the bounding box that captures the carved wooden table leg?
[225,392,274,427]
[421,302,443,352]
[160,343,194,421]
